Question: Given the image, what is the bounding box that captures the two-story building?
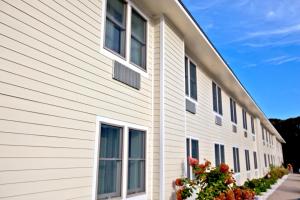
[0,0,284,199]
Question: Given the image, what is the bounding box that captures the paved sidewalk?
[268,174,300,200]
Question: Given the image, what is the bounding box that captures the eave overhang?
[134,0,285,143]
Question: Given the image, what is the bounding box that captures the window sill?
[127,194,147,200]
[101,48,149,78]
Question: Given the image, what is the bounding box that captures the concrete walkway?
[268,174,300,200]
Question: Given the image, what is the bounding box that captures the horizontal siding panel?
[0,132,94,149]
[0,158,93,171]
[0,177,91,198]
[0,119,93,140]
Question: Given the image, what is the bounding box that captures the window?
[253,151,258,169]
[212,82,222,115]
[251,116,255,134]
[98,124,123,199]
[266,130,269,143]
[105,0,126,57]
[232,147,240,173]
[268,154,270,166]
[264,154,267,167]
[230,98,237,124]
[185,57,197,100]
[97,122,146,199]
[261,125,265,143]
[186,138,199,178]
[128,129,146,194]
[130,10,147,69]
[245,150,250,171]
[242,109,247,130]
[215,144,225,167]
[104,0,147,70]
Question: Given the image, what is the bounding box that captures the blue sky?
[182,0,300,119]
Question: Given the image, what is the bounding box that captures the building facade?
[0,0,284,200]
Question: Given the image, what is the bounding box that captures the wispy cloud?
[264,55,300,65]
[244,39,300,48]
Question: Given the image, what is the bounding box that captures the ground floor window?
[96,119,146,199]
[232,147,240,173]
[253,151,258,169]
[245,150,250,171]
[215,144,225,167]
[186,137,199,178]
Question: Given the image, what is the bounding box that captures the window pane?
[233,148,237,173]
[98,160,122,196]
[128,160,145,193]
[100,124,122,158]
[98,124,122,198]
[233,102,237,123]
[220,145,225,163]
[128,129,145,159]
[217,87,222,115]
[230,99,234,122]
[215,144,220,166]
[190,62,197,100]
[131,10,146,68]
[191,139,199,159]
[212,82,218,112]
[186,138,190,178]
[185,57,189,96]
[131,10,146,42]
[130,38,146,68]
[128,129,145,194]
[105,19,125,56]
[237,148,240,172]
[107,0,125,25]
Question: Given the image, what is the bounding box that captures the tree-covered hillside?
[270,117,300,173]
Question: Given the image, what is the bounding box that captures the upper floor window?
[186,138,199,178]
[185,57,197,100]
[214,143,225,167]
[104,0,147,70]
[242,108,247,130]
[251,116,255,134]
[230,98,237,124]
[232,147,240,173]
[261,125,265,141]
[212,82,222,115]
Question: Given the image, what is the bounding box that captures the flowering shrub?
[174,158,255,200]
[243,166,288,195]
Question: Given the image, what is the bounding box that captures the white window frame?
[212,82,223,117]
[185,55,198,103]
[214,143,225,167]
[93,116,148,200]
[185,136,199,178]
[245,149,251,171]
[232,146,240,174]
[100,0,150,78]
[230,97,237,125]
[242,108,248,131]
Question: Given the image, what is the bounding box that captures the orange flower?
[198,164,206,169]
[176,189,183,200]
[175,178,183,186]
[188,157,199,166]
[225,177,235,185]
[204,160,211,167]
[226,190,235,200]
[219,163,229,173]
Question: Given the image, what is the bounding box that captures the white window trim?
[185,136,200,178]
[185,55,198,103]
[100,0,150,78]
[93,116,148,200]
[214,142,225,167]
[245,149,251,172]
[242,108,248,131]
[232,145,241,174]
[230,97,237,125]
[212,82,223,117]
